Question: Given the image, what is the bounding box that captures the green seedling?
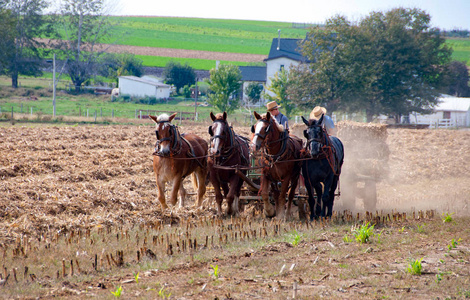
[442,212,455,223]
[416,224,426,233]
[448,238,462,250]
[210,264,219,279]
[111,286,122,297]
[399,226,406,233]
[353,222,375,244]
[377,229,384,244]
[158,286,171,299]
[343,234,353,243]
[134,272,139,283]
[290,231,302,246]
[407,258,423,275]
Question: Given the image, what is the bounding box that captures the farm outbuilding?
[410,95,470,128]
[118,76,171,99]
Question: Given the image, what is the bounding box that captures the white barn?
[118,76,171,99]
[411,95,470,128]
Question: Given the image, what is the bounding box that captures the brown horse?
[208,112,250,216]
[251,111,303,219]
[149,113,208,209]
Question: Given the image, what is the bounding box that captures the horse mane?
[260,113,285,132]
[157,113,170,123]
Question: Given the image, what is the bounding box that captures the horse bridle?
[155,120,181,153]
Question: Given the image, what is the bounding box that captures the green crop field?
[446,38,470,64]
[107,17,309,55]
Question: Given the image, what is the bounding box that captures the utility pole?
[53,53,56,117]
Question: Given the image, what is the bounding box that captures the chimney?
[277,29,281,50]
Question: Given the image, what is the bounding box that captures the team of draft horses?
[149,110,344,221]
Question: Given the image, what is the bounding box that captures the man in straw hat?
[309,106,336,136]
[266,101,289,131]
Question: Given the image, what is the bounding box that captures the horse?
[251,111,303,219]
[207,112,250,216]
[149,112,208,210]
[301,115,344,220]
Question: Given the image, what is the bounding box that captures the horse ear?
[223,111,227,121]
[210,111,216,122]
[303,129,308,139]
[149,115,158,123]
[253,111,261,120]
[169,112,178,122]
[208,126,213,136]
[266,111,271,120]
[251,125,255,133]
[301,116,309,126]
[318,114,324,124]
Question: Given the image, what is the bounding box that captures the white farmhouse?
[118,76,171,99]
[411,95,470,128]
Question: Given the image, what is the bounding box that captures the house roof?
[239,66,267,82]
[436,95,470,112]
[264,38,306,62]
[119,76,170,87]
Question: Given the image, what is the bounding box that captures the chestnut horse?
[149,113,208,209]
[302,115,344,220]
[251,111,303,219]
[208,112,250,216]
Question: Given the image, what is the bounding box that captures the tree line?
[0,2,468,121]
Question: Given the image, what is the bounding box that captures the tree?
[98,52,143,83]
[163,61,196,92]
[244,82,263,105]
[51,0,114,91]
[0,0,50,88]
[207,64,242,113]
[292,8,452,122]
[264,67,296,118]
[443,61,470,97]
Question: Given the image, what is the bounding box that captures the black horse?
[302,115,344,220]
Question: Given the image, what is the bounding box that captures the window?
[280,65,284,71]
[443,111,451,119]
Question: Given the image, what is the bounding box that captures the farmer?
[266,101,289,131]
[310,106,336,136]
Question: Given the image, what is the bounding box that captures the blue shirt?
[274,113,289,130]
[322,115,335,135]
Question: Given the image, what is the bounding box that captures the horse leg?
[321,177,334,218]
[276,179,291,219]
[170,176,183,206]
[235,177,245,212]
[226,176,241,216]
[326,176,339,218]
[286,173,300,219]
[156,177,168,210]
[213,181,224,216]
[178,184,187,208]
[194,168,207,207]
[261,177,275,217]
[221,182,229,198]
[313,183,323,219]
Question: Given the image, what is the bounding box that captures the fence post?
[11,107,14,119]
[21,103,23,114]
[112,109,114,118]
[87,109,89,118]
[94,110,97,122]
[30,107,33,116]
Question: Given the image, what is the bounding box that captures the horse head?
[208,111,229,156]
[302,114,324,156]
[149,112,178,156]
[251,111,274,152]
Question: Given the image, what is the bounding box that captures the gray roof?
[265,38,306,62]
[239,66,267,82]
[119,76,170,87]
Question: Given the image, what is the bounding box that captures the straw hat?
[266,101,281,111]
[309,106,327,120]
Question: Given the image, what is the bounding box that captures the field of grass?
[108,17,309,54]
[136,55,263,70]
[446,38,470,64]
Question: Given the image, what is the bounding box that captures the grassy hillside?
[108,17,309,55]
